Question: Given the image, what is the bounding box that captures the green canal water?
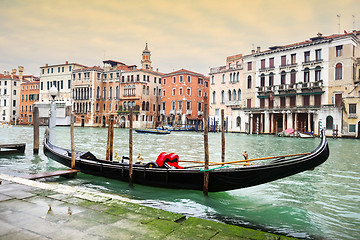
[1,126,359,239]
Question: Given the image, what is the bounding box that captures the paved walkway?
[0,175,298,239]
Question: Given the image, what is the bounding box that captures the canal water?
[0,126,359,239]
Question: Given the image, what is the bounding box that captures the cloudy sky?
[0,0,359,76]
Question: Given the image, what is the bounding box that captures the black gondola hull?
[43,132,329,192]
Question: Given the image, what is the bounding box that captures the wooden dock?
[21,169,80,180]
[0,143,26,156]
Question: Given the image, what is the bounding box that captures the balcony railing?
[197,111,203,116]
[302,59,323,66]
[257,81,323,94]
[186,110,192,115]
[176,109,182,114]
[160,110,165,115]
[225,100,242,107]
[170,109,175,115]
[348,113,357,119]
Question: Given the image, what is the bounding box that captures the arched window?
[132,85,136,95]
[96,87,100,99]
[247,75,252,89]
[269,72,274,86]
[221,90,225,104]
[237,89,241,101]
[260,74,265,87]
[228,90,231,101]
[315,66,321,82]
[211,76,215,85]
[212,91,216,104]
[222,74,225,83]
[304,68,310,82]
[281,71,286,85]
[115,86,119,99]
[146,101,149,111]
[290,70,296,84]
[232,89,236,101]
[229,73,232,83]
[96,103,99,111]
[142,101,145,110]
[109,87,113,99]
[326,116,333,129]
[237,72,240,82]
[335,63,342,80]
[236,116,241,128]
[103,87,106,99]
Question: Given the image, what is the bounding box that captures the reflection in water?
[0,126,359,239]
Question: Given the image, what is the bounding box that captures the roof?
[73,66,104,72]
[163,69,206,78]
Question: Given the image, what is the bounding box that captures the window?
[186,101,191,110]
[222,74,225,83]
[228,90,231,101]
[247,62,252,71]
[315,95,321,106]
[260,74,265,87]
[186,88,191,95]
[290,70,296,84]
[335,63,342,80]
[269,58,274,68]
[179,76,183,83]
[212,91,216,104]
[103,87,106,99]
[326,116,333,129]
[336,45,343,57]
[281,55,286,66]
[260,98,265,108]
[172,88,176,96]
[315,66,321,81]
[221,90,225,104]
[173,76,176,83]
[96,87,100,99]
[304,68,310,82]
[349,124,356,132]
[281,71,286,85]
[172,101,176,110]
[316,49,322,61]
[261,59,265,69]
[162,89,166,97]
[349,104,356,114]
[237,89,241,101]
[198,89,202,97]
[68,80,71,89]
[290,96,296,107]
[269,73,274,86]
[280,97,286,107]
[211,76,215,85]
[163,78,166,85]
[303,95,310,106]
[187,76,191,83]
[247,99,251,108]
[69,66,72,71]
[247,76,252,89]
[178,101,183,110]
[304,51,310,63]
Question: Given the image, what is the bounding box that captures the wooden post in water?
[70,112,75,169]
[221,109,225,163]
[33,107,39,154]
[106,115,114,161]
[129,108,133,187]
[203,100,209,196]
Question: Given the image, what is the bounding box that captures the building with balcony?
[0,67,23,124]
[19,75,40,125]
[211,32,360,136]
[161,69,209,128]
[209,54,244,131]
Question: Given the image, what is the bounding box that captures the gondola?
[135,128,170,134]
[43,130,329,192]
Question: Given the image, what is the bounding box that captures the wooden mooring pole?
[106,115,114,161]
[33,107,39,154]
[129,108,133,187]
[70,112,75,169]
[221,109,225,163]
[203,101,209,196]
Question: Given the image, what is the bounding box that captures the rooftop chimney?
[66,61,68,64]
[18,66,24,82]
[256,46,261,53]
[11,69,17,79]
[251,49,255,54]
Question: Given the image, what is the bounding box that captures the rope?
[198,166,230,172]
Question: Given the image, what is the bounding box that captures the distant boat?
[135,128,170,134]
[299,132,314,138]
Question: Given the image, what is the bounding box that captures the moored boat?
[43,129,329,192]
[135,128,170,134]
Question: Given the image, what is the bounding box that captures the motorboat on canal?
[43,130,329,192]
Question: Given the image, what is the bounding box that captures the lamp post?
[49,86,58,144]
